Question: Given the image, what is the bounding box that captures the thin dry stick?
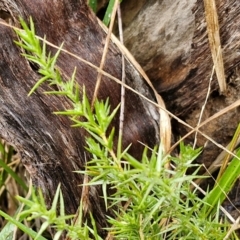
[203,0,226,93]
[193,46,223,149]
[117,4,125,148]
[194,135,240,186]
[193,63,215,148]
[0,175,13,196]
[106,6,124,239]
[105,25,172,154]
[224,216,240,240]
[91,0,119,108]
[169,99,240,159]
[139,214,144,240]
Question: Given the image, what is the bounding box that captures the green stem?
[203,147,240,216]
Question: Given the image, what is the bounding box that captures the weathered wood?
[0,0,159,236]
[122,0,240,116]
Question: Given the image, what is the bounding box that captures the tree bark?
[122,0,240,116]
[0,0,159,236]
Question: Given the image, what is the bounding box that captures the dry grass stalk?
[91,0,119,107]
[100,22,172,154]
[170,99,240,157]
[203,0,226,93]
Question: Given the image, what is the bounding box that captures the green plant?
[88,0,98,13]
[88,0,123,26]
[203,123,240,217]
[0,140,29,240]
[1,16,240,240]
[0,141,27,192]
